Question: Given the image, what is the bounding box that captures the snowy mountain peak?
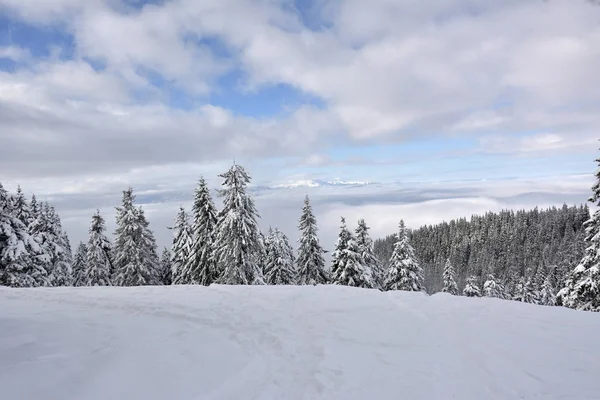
[272,179,375,189]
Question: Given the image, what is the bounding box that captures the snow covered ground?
[1,285,599,400]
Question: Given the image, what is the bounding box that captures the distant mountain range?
[269,179,376,189]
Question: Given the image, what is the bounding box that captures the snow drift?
[1,285,599,400]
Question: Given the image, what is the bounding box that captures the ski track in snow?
[1,285,599,400]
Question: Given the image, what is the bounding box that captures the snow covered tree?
[212,164,265,285]
[264,227,296,285]
[384,220,424,292]
[557,153,600,311]
[296,195,328,285]
[11,186,31,227]
[442,258,459,295]
[170,207,193,285]
[44,204,72,286]
[184,177,218,285]
[83,210,112,286]
[159,247,172,285]
[513,277,538,303]
[330,217,375,288]
[71,242,87,287]
[483,274,505,299]
[112,188,157,286]
[462,275,481,297]
[355,219,383,289]
[136,207,161,285]
[0,184,48,287]
[538,273,556,306]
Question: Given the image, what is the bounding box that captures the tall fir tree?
[441,258,459,295]
[330,217,353,280]
[184,178,218,285]
[159,247,172,285]
[83,210,113,286]
[0,184,48,287]
[296,195,328,285]
[170,207,194,285]
[384,220,424,291]
[212,164,265,285]
[264,227,296,285]
[557,150,600,311]
[136,206,161,284]
[538,272,556,306]
[355,219,382,289]
[71,242,88,287]
[112,188,157,286]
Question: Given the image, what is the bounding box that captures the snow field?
[1,285,599,400]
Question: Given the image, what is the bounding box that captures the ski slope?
[1,285,599,400]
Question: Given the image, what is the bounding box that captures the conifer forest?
[2,156,600,312]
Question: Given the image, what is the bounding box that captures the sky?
[0,0,598,253]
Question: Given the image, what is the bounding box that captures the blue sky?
[0,0,598,249]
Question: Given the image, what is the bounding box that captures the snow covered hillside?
[1,285,599,400]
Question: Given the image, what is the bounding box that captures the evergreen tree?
[72,242,87,287]
[45,204,72,286]
[137,207,161,285]
[0,184,48,287]
[212,164,265,285]
[557,151,600,311]
[264,227,296,285]
[538,273,556,306]
[330,217,353,280]
[296,195,328,285]
[483,274,505,299]
[184,178,218,285]
[11,186,31,226]
[384,220,424,291]
[441,258,459,295]
[462,275,481,297]
[170,207,193,285]
[159,247,172,285]
[355,218,382,289]
[112,188,156,286]
[83,210,112,286]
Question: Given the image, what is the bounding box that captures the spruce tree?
[212,164,265,285]
[11,186,31,227]
[538,273,556,306]
[0,184,48,287]
[83,210,112,286]
[557,152,600,311]
[330,218,375,288]
[355,219,382,289]
[72,242,87,287]
[296,195,328,285]
[264,227,296,285]
[184,178,218,285]
[384,220,424,291]
[483,274,505,299]
[462,276,481,297]
[170,207,193,285]
[159,247,172,285]
[137,207,161,285]
[441,258,459,295]
[113,188,156,286]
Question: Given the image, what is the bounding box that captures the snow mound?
[1,285,599,400]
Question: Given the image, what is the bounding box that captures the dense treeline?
[2,153,600,312]
[373,204,589,295]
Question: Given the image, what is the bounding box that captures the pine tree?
[538,273,556,306]
[355,219,382,289]
[212,164,265,285]
[170,207,193,285]
[184,178,218,285]
[71,242,87,287]
[0,184,48,287]
[331,217,353,280]
[264,227,296,285]
[384,220,424,291]
[83,210,112,286]
[557,151,600,311]
[137,207,161,285]
[112,188,156,286]
[483,274,505,299]
[442,258,459,295]
[45,204,72,286]
[11,186,31,227]
[462,275,481,297]
[296,195,328,285]
[159,247,172,285]
[330,218,375,288]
